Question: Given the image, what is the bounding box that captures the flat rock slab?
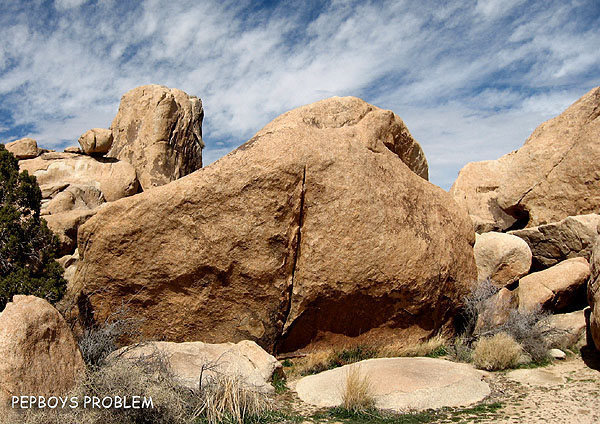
[506,368,566,387]
[295,357,490,412]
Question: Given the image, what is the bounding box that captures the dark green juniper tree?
[0,144,66,310]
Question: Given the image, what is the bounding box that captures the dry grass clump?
[472,332,522,371]
[340,365,376,413]
[197,374,271,424]
[377,334,448,358]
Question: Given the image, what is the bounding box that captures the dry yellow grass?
[340,365,376,413]
[473,332,522,371]
[377,334,447,358]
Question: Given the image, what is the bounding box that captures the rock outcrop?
[5,137,40,159]
[538,309,587,350]
[517,257,590,313]
[589,238,600,349]
[72,96,475,353]
[450,86,600,233]
[108,84,204,190]
[509,214,600,271]
[78,128,113,155]
[474,232,532,287]
[20,152,138,205]
[295,357,490,411]
[0,296,85,408]
[109,340,281,393]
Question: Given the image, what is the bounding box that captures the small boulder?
[78,128,113,155]
[44,209,98,256]
[549,348,566,360]
[5,138,39,159]
[0,296,85,408]
[539,309,587,350]
[109,340,281,393]
[517,257,590,313]
[474,232,532,287]
[64,146,82,154]
[510,214,600,271]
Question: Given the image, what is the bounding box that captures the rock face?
[510,214,600,271]
[295,358,490,411]
[19,152,138,256]
[451,86,600,233]
[72,96,475,353]
[474,232,532,287]
[475,287,518,331]
[517,258,590,313]
[108,84,204,190]
[109,340,281,393]
[20,152,138,205]
[0,296,85,407]
[78,128,113,155]
[589,238,600,349]
[5,137,40,159]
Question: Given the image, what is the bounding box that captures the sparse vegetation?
[340,365,376,414]
[472,332,522,371]
[377,335,448,359]
[0,144,66,311]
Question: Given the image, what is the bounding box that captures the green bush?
[0,144,66,310]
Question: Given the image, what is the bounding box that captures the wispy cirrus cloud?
[0,0,598,189]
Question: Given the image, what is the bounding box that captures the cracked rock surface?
[70,96,475,353]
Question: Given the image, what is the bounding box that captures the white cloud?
[0,0,597,189]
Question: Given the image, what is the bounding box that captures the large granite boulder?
[5,137,40,159]
[450,87,600,233]
[509,214,600,271]
[109,340,281,393]
[72,96,475,353]
[108,84,204,190]
[474,232,532,287]
[517,257,590,314]
[0,296,85,408]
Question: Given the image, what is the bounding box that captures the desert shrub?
[340,365,376,414]
[459,279,553,363]
[378,334,448,358]
[472,332,522,371]
[78,308,143,367]
[0,144,66,310]
[447,336,473,363]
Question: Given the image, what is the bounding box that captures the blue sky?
[0,0,598,189]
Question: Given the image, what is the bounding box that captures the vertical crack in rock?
[278,166,307,349]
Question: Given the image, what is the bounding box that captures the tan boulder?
[64,146,82,154]
[72,96,475,353]
[294,358,490,411]
[44,184,104,215]
[19,152,139,204]
[108,84,204,189]
[451,87,600,233]
[589,238,600,349]
[0,296,85,408]
[474,232,532,287]
[517,257,590,313]
[44,209,98,256]
[538,309,587,350]
[109,340,281,393]
[78,128,113,155]
[510,214,600,271]
[5,137,39,159]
